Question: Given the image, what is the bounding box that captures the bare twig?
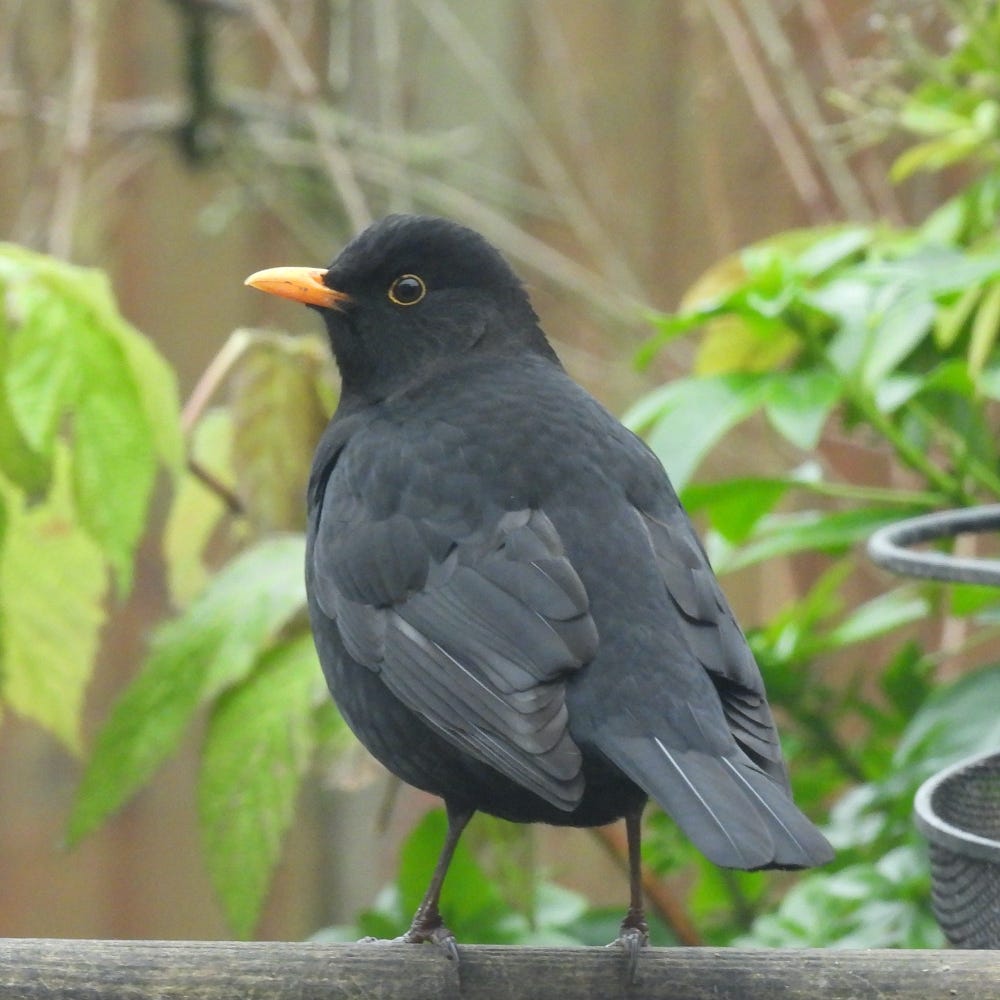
[244,0,372,231]
[525,1,613,221]
[47,0,98,258]
[413,0,643,298]
[705,0,834,223]
[801,0,905,224]
[739,0,874,221]
[354,152,646,326]
[373,0,410,211]
[188,459,244,516]
[181,329,256,435]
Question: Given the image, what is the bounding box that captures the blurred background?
[0,0,976,943]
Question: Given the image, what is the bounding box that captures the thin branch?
[373,0,410,211]
[244,0,371,231]
[181,329,256,435]
[739,0,874,221]
[412,0,643,298]
[47,0,98,258]
[705,0,834,223]
[188,458,244,516]
[800,0,905,224]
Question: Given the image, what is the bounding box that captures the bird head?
[245,214,556,402]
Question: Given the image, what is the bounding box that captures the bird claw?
[357,922,460,963]
[608,914,649,985]
[403,923,460,963]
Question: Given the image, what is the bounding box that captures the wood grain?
[0,939,998,1000]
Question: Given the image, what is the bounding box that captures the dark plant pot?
[868,506,1000,948]
[913,751,1000,948]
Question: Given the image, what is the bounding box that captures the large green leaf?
[623,374,773,492]
[682,476,791,544]
[0,456,106,754]
[764,369,841,450]
[827,587,932,648]
[0,244,182,590]
[67,535,307,845]
[895,662,1000,768]
[199,632,320,937]
[709,507,913,575]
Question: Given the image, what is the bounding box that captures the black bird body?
[247,214,832,967]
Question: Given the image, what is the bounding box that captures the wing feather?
[313,493,596,810]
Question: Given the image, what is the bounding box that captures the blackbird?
[245,215,832,976]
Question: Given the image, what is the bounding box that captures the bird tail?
[605,735,833,870]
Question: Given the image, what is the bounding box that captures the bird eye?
[388,274,426,306]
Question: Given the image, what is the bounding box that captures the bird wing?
[310,475,597,811]
[636,503,790,786]
[591,500,832,870]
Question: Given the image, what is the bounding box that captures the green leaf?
[895,662,1000,768]
[3,282,80,454]
[827,588,931,648]
[891,133,982,181]
[682,476,791,544]
[67,535,307,845]
[623,374,772,492]
[0,325,50,494]
[949,582,1000,617]
[199,632,320,937]
[764,369,841,450]
[934,284,983,349]
[694,314,800,375]
[861,293,935,386]
[795,227,872,277]
[0,457,107,753]
[0,244,182,591]
[710,507,912,575]
[899,100,969,137]
[71,369,158,591]
[740,848,941,948]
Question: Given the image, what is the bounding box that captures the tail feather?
[604,735,833,870]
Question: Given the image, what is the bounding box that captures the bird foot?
[607,910,649,985]
[404,923,460,962]
[358,917,459,963]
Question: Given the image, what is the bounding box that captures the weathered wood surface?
[0,939,997,1000]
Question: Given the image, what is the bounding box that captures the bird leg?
[398,802,474,962]
[608,809,649,984]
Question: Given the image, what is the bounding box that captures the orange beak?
[244,266,352,310]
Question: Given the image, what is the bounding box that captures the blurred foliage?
[619,0,1000,946]
[0,246,181,751]
[5,0,1000,953]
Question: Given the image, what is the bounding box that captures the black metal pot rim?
[867,504,1000,585]
[913,749,1000,862]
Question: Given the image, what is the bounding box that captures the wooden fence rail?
[0,939,997,1000]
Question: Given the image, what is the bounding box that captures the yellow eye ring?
[388,274,426,306]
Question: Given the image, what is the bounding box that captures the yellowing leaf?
[0,457,107,753]
[229,332,331,533]
[695,315,800,375]
[968,282,1000,377]
[163,408,238,607]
